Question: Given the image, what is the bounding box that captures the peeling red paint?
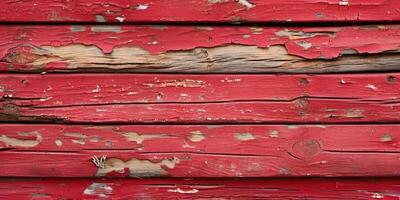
[0,25,399,60]
[1,178,400,199]
[2,149,400,177]
[1,124,399,154]
[2,0,400,190]
[1,74,399,107]
[0,0,399,23]
[2,25,400,72]
[1,73,400,123]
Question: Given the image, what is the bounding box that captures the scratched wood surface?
[0,178,399,199]
[0,124,400,177]
[0,0,399,23]
[1,73,400,123]
[2,25,400,73]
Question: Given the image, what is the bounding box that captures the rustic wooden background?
[1,0,400,199]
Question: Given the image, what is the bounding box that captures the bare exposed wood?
[2,25,400,73]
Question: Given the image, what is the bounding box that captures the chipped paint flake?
[90,136,100,143]
[208,0,229,3]
[237,0,255,9]
[135,4,149,10]
[366,84,377,91]
[287,125,299,129]
[339,0,349,6]
[275,29,335,40]
[168,188,199,194]
[187,131,205,142]
[221,78,241,83]
[269,130,279,138]
[65,133,87,145]
[96,157,180,177]
[144,79,207,88]
[91,26,121,33]
[92,85,101,93]
[371,193,384,199]
[380,134,393,142]
[297,41,312,50]
[55,139,63,147]
[0,132,42,147]
[84,183,113,198]
[345,109,364,118]
[115,16,125,22]
[209,0,254,9]
[95,15,106,23]
[70,25,86,32]
[235,133,255,141]
[121,132,170,144]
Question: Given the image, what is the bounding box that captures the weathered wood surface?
[1,73,400,123]
[2,25,400,73]
[1,0,399,23]
[0,178,399,199]
[2,0,400,188]
[1,124,400,177]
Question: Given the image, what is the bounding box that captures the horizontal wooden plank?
[2,74,399,106]
[1,25,400,73]
[4,99,400,123]
[2,150,400,177]
[1,74,400,123]
[2,124,399,152]
[1,124,400,177]
[0,0,399,23]
[0,178,399,199]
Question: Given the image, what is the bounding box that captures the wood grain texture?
[0,0,399,23]
[1,124,400,177]
[1,73,400,123]
[2,25,400,73]
[0,178,399,199]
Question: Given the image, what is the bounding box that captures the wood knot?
[294,98,309,109]
[5,44,50,65]
[193,48,208,58]
[291,139,321,159]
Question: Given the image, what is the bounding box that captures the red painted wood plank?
[1,124,398,153]
[2,150,400,177]
[0,178,399,199]
[1,74,399,106]
[1,74,400,123]
[0,0,399,23]
[1,25,400,73]
[5,99,400,123]
[1,124,400,177]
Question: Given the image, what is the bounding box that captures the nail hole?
[387,75,396,83]
[299,78,309,86]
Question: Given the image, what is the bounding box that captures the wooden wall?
[1,0,400,199]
